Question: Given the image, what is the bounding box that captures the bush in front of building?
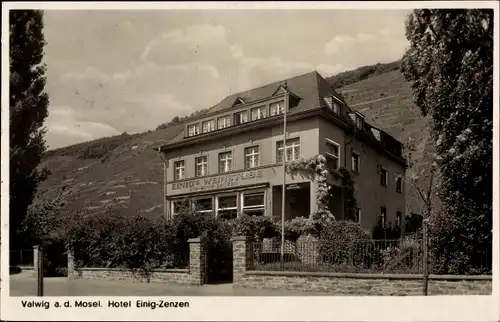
[317,221,371,271]
[371,221,402,240]
[65,210,181,274]
[65,208,236,279]
[170,211,233,254]
[170,211,234,282]
[231,214,279,241]
[281,216,318,242]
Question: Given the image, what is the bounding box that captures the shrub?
[22,195,67,247]
[318,221,371,267]
[170,212,234,282]
[381,238,423,273]
[282,216,317,242]
[371,221,387,239]
[231,214,279,241]
[64,210,182,275]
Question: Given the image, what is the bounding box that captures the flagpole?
[281,83,288,268]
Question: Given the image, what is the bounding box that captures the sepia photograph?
[1,1,498,321]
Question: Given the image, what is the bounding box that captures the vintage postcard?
[1,1,498,321]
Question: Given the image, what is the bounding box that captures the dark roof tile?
[207,70,342,115]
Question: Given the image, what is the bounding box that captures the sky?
[42,9,411,149]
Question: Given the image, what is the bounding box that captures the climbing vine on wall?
[286,154,358,225]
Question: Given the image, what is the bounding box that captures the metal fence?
[10,249,35,267]
[251,238,425,274]
[164,251,190,269]
[251,238,492,275]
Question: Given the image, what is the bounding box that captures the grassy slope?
[37,65,432,219]
[36,124,184,219]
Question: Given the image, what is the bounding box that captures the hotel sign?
[171,170,263,193]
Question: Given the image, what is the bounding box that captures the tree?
[402,137,440,234]
[22,193,66,247]
[10,10,50,249]
[401,9,493,274]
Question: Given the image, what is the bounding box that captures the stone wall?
[232,236,492,296]
[68,237,206,285]
[73,267,192,284]
[235,271,491,295]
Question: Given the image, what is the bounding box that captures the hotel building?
[157,71,406,232]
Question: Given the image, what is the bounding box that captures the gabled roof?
[272,85,288,96]
[232,97,245,106]
[157,70,405,164]
[162,71,347,147]
[207,70,344,115]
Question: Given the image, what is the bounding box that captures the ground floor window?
[217,194,238,220]
[380,207,387,228]
[170,188,268,219]
[242,192,265,216]
[194,197,213,215]
[396,211,402,227]
[171,199,191,216]
[355,208,361,223]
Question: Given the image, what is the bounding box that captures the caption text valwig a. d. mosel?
[21,299,190,310]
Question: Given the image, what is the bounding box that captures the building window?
[194,198,212,215]
[172,199,191,216]
[396,176,403,193]
[324,97,333,109]
[242,192,265,216]
[324,96,341,115]
[251,106,267,121]
[217,195,237,220]
[277,137,300,163]
[355,116,364,130]
[380,167,388,187]
[332,102,341,115]
[174,160,185,180]
[245,146,260,169]
[219,151,232,173]
[187,123,200,137]
[351,152,360,173]
[202,119,215,133]
[270,100,284,116]
[195,156,208,177]
[380,207,387,228]
[325,138,340,169]
[354,208,361,223]
[217,115,231,129]
[234,110,248,125]
[396,211,402,227]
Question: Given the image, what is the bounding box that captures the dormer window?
[187,123,200,137]
[270,100,285,116]
[324,96,341,115]
[251,106,267,121]
[355,114,364,130]
[234,110,248,125]
[272,85,288,96]
[371,128,381,141]
[202,119,215,133]
[217,115,231,129]
[233,97,245,106]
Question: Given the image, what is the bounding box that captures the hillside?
[37,124,184,219]
[332,70,435,215]
[35,63,432,220]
